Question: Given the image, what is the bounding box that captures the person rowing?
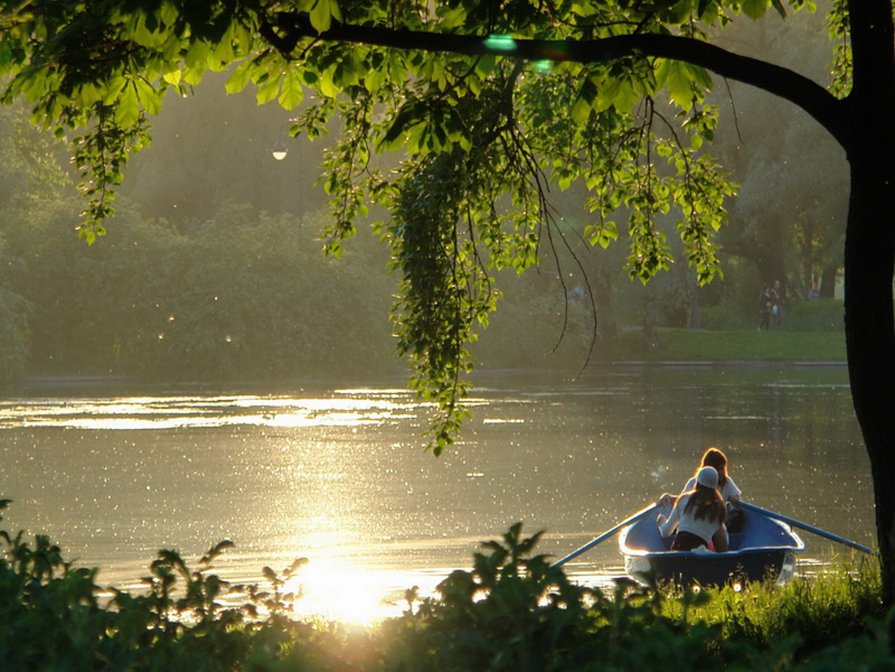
[656,466,728,552]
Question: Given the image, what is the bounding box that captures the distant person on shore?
[808,281,820,301]
[759,284,773,330]
[770,279,783,329]
[657,466,728,551]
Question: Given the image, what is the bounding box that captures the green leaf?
[741,0,770,19]
[586,221,619,249]
[102,76,129,106]
[571,77,598,123]
[255,72,282,105]
[317,68,339,98]
[161,66,182,86]
[278,69,304,110]
[183,40,211,85]
[133,77,162,115]
[597,76,640,113]
[115,82,141,127]
[77,83,103,107]
[159,0,179,27]
[310,0,335,33]
[225,59,255,94]
[656,58,693,110]
[127,12,160,47]
[363,63,386,93]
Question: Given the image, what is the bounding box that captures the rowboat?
[618,505,805,586]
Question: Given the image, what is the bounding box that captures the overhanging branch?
[263,14,846,145]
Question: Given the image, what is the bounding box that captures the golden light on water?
[0,394,420,430]
[284,560,403,625]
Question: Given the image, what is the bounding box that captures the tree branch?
[266,15,846,145]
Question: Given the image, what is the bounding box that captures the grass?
[662,559,884,654]
[611,329,846,363]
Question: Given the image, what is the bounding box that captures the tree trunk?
[844,141,895,605]
[842,0,895,607]
[819,263,838,299]
[688,277,702,330]
[593,268,618,342]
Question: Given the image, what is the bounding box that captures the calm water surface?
[0,364,874,622]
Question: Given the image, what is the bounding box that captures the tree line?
[0,103,400,389]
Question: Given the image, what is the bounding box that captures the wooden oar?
[552,502,659,568]
[739,501,873,554]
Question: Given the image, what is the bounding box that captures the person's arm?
[712,525,729,552]
[657,495,686,537]
[658,492,676,508]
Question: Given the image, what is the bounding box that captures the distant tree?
[2,1,894,603]
[700,8,848,306]
[9,199,397,380]
[0,101,73,382]
[0,249,29,388]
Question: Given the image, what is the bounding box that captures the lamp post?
[271,140,288,161]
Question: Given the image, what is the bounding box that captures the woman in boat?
[657,466,728,551]
[659,447,743,530]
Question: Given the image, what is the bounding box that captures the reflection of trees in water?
[766,383,784,450]
[624,366,861,487]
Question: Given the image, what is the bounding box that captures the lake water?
[0,364,875,622]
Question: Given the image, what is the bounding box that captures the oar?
[739,501,873,554]
[552,502,659,568]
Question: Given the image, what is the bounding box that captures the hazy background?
[0,7,847,390]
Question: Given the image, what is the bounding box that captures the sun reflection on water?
[283,560,414,625]
[0,393,423,431]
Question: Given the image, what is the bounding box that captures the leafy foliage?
[1,500,892,671]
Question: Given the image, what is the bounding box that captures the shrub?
[0,499,364,671]
[783,299,844,332]
[0,499,891,671]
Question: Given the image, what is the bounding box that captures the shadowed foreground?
[0,500,886,672]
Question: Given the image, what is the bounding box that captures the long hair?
[699,447,729,487]
[683,483,726,524]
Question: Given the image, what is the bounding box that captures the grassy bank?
[1,502,887,671]
[611,328,846,363]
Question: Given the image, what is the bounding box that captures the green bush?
[700,303,758,331]
[783,299,844,332]
[1,499,892,671]
[699,299,845,334]
[0,499,364,671]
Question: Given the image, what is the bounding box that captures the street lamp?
[271,140,288,161]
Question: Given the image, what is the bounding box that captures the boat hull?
[619,506,804,586]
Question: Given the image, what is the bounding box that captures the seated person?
[657,466,728,552]
[659,446,743,534]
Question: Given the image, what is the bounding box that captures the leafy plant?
[1,499,893,670]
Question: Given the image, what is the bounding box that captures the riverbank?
[609,328,846,363]
[19,329,847,394]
